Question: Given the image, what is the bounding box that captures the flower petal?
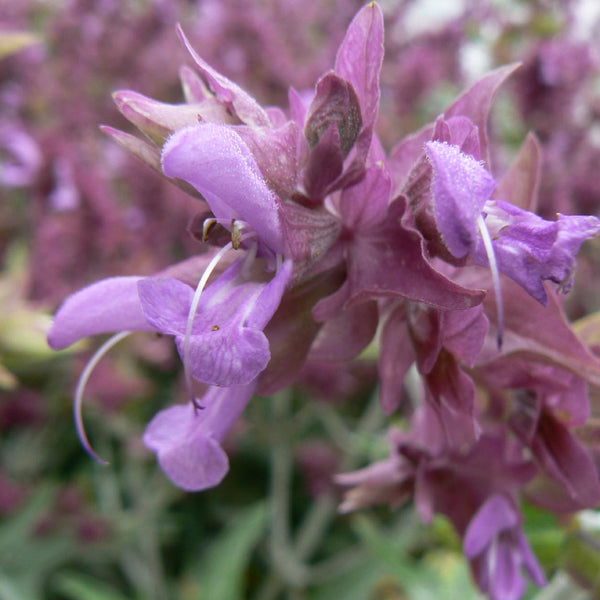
[464,494,519,558]
[474,201,600,304]
[137,277,194,335]
[335,2,384,130]
[426,141,497,258]
[176,25,270,128]
[48,277,156,349]
[162,123,284,254]
[173,258,291,387]
[143,384,254,491]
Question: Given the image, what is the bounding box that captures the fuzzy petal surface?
[48,276,156,349]
[162,123,284,254]
[426,140,496,258]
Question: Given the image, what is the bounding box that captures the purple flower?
[425,140,600,304]
[161,122,285,259]
[49,256,292,386]
[464,495,546,600]
[139,258,293,386]
[0,124,42,187]
[143,383,255,491]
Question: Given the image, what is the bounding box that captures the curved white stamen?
[74,330,131,464]
[183,242,234,401]
[477,214,504,349]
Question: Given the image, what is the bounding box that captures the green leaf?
[189,502,267,600]
[414,551,484,600]
[530,570,591,600]
[0,487,74,597]
[310,554,393,600]
[560,531,600,592]
[0,574,33,600]
[51,572,131,600]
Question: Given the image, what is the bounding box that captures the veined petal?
[179,259,291,386]
[48,277,156,349]
[162,123,284,254]
[474,201,600,304]
[137,257,291,387]
[143,383,255,491]
[137,277,194,335]
[179,328,269,386]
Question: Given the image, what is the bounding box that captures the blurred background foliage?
[2,0,600,598]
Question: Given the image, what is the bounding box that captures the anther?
[231,219,244,249]
[202,217,218,242]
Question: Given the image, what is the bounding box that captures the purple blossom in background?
[464,495,546,600]
[41,2,600,599]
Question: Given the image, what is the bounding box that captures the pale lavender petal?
[145,404,229,492]
[143,383,254,491]
[162,123,284,254]
[426,141,497,258]
[181,328,270,386]
[169,258,290,386]
[474,201,600,304]
[464,495,519,558]
[245,259,293,330]
[48,277,156,349]
[138,277,194,335]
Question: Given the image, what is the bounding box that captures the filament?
[183,242,234,403]
[74,330,131,464]
[477,214,504,349]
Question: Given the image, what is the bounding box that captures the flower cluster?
[47,4,600,599]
